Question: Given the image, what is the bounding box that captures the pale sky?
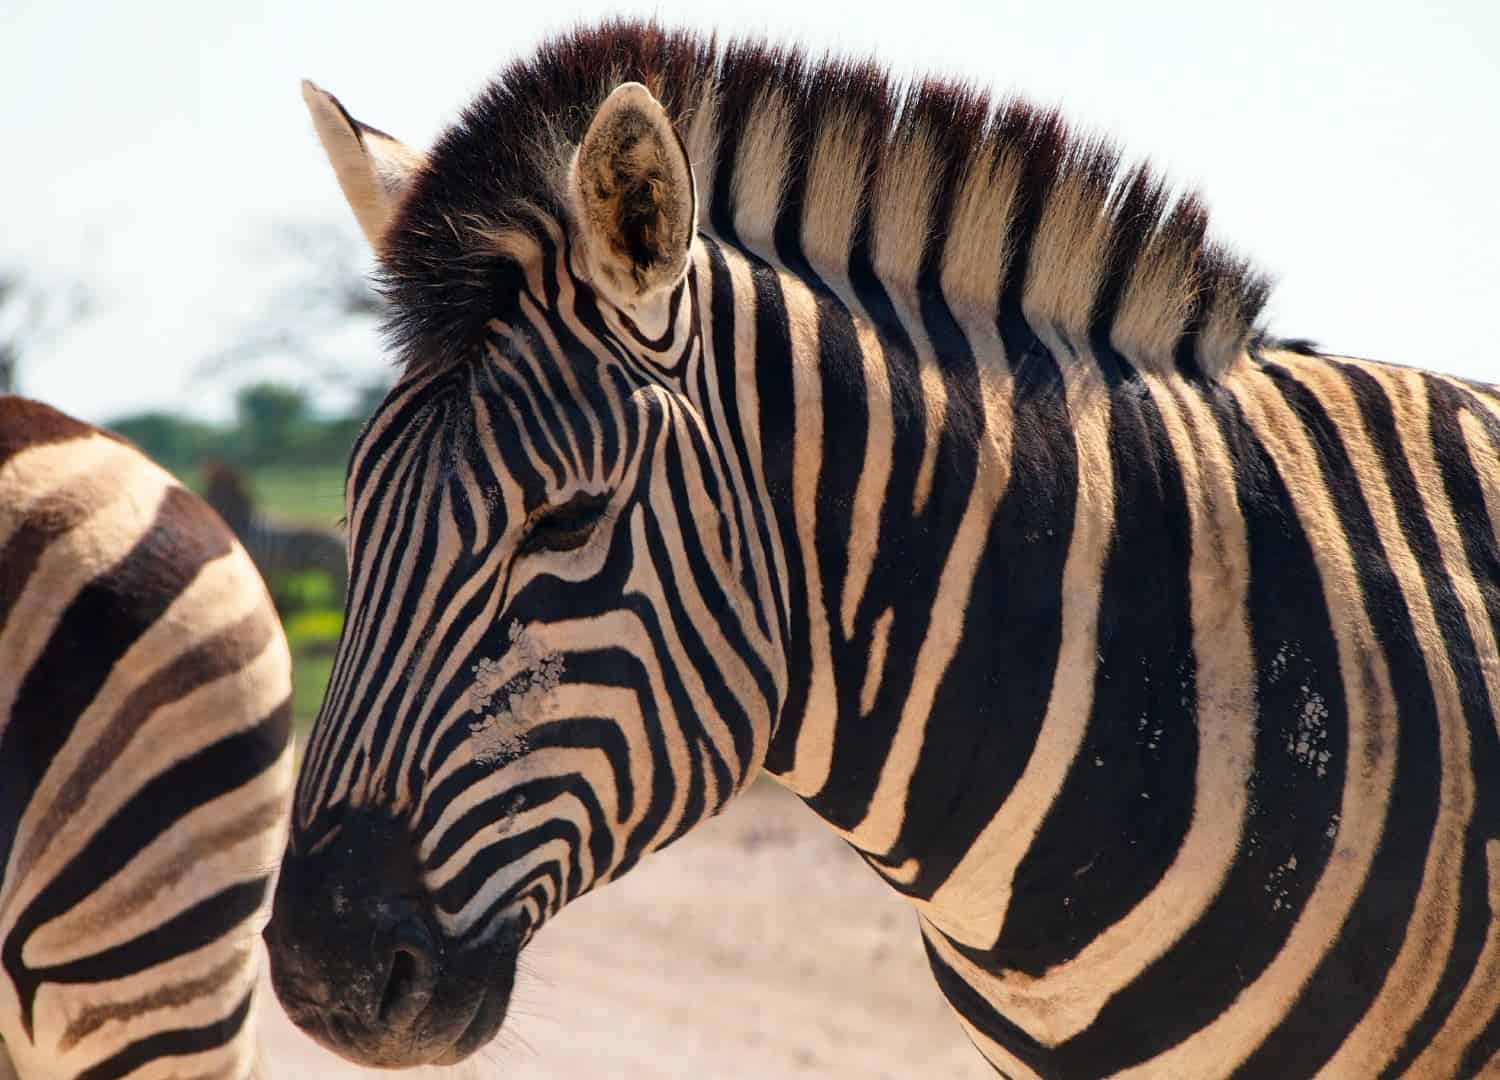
[3,0,1497,423]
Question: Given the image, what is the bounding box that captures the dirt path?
[257,780,990,1077]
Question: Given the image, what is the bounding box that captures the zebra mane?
[379,19,1273,378]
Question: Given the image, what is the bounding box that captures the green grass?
[247,464,347,529]
[223,463,346,734]
[291,652,335,739]
[272,570,340,615]
[283,594,343,739]
[177,461,346,528]
[285,607,343,643]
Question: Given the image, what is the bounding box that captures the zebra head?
[264,74,786,1067]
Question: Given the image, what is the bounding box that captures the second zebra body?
[1,398,293,1080]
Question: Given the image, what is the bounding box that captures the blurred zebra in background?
[202,461,347,606]
[1,398,293,1079]
[266,22,1500,1077]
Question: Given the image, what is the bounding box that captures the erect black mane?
[379,19,1272,377]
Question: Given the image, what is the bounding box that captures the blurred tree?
[196,222,383,398]
[107,374,383,475]
[233,382,313,464]
[102,222,392,478]
[110,411,221,473]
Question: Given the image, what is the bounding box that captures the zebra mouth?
[418,931,518,1065]
[433,980,511,1064]
[269,930,517,1068]
[429,922,524,1063]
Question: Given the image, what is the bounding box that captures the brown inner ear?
[579,110,686,292]
[618,171,668,277]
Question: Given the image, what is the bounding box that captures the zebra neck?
[705,234,1047,799]
[702,235,1236,951]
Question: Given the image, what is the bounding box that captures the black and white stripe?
[0,398,293,1080]
[276,22,1500,1076]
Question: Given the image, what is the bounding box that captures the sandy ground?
[256,780,990,1078]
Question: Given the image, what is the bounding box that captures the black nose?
[376,906,437,1027]
[264,810,460,1067]
[265,810,521,1067]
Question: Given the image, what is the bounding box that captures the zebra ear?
[570,82,697,306]
[301,80,426,252]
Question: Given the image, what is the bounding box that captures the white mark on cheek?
[1285,682,1332,777]
[1269,641,1292,681]
[495,791,527,837]
[466,621,565,766]
[1264,853,1298,911]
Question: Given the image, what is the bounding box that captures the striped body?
[0,399,293,1079]
[273,24,1500,1076]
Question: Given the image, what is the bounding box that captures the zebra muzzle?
[262,811,498,1068]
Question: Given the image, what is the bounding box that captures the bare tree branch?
[194,221,383,387]
[0,269,92,393]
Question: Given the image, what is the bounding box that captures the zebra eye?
[518,492,610,556]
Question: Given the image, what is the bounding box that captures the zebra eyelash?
[517,491,612,556]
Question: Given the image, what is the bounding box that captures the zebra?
[201,461,348,605]
[264,21,1500,1077]
[1,397,294,1079]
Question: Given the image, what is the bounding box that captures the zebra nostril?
[377,920,437,1026]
